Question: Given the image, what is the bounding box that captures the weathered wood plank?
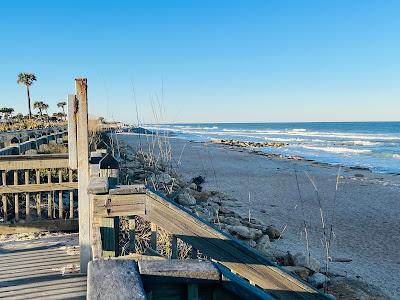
[0,182,77,193]
[92,225,103,260]
[69,169,74,219]
[150,223,157,251]
[87,260,145,300]
[0,154,70,170]
[138,260,220,283]
[144,190,326,300]
[25,170,30,221]
[87,176,109,194]
[76,77,91,273]
[68,94,78,170]
[36,170,41,219]
[109,184,146,195]
[14,170,19,221]
[0,218,78,234]
[93,203,146,217]
[58,169,63,219]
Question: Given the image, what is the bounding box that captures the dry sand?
[120,134,400,299]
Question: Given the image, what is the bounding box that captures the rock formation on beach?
[117,141,333,291]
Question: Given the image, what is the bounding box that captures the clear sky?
[0,0,399,124]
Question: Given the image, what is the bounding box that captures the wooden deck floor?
[0,239,86,300]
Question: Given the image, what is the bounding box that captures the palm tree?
[43,103,49,122]
[57,101,67,120]
[33,101,45,119]
[17,73,37,119]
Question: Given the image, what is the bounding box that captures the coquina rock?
[292,252,321,273]
[228,225,262,240]
[177,192,197,206]
[266,225,281,239]
[308,272,329,288]
[223,217,242,226]
[255,235,271,255]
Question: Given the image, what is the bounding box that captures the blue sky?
[0,0,399,123]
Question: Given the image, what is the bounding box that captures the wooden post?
[69,169,74,219]
[47,170,52,218]
[68,94,78,170]
[171,235,178,259]
[25,170,30,221]
[128,217,135,253]
[150,223,157,251]
[76,78,91,273]
[35,169,41,219]
[58,169,63,219]
[13,171,18,222]
[2,171,7,221]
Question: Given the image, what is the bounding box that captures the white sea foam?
[301,146,372,154]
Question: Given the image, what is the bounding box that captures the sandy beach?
[120,133,400,299]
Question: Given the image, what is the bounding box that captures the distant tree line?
[0,73,67,124]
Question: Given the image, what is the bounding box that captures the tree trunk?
[26,86,32,119]
[62,107,66,120]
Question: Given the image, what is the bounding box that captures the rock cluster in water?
[211,139,287,148]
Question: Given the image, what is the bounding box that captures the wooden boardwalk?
[0,239,86,299]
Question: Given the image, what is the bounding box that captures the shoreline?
[119,132,400,177]
[119,133,400,299]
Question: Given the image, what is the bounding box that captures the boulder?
[308,272,329,288]
[223,217,242,226]
[188,182,197,190]
[266,225,281,239]
[283,266,311,281]
[255,235,271,254]
[177,192,196,206]
[228,225,262,240]
[292,252,321,273]
[241,219,266,231]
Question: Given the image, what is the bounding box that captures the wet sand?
[120,133,400,299]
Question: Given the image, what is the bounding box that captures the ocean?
[143,122,400,174]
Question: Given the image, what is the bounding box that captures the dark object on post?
[99,153,119,187]
[96,140,109,152]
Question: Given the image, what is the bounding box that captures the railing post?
[47,170,52,218]
[2,171,7,221]
[75,78,91,273]
[13,171,18,222]
[69,169,74,219]
[171,235,178,259]
[128,217,136,253]
[35,169,41,219]
[150,223,157,252]
[25,170,30,221]
[58,169,63,219]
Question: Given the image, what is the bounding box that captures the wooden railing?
[0,128,68,155]
[0,153,78,231]
[86,149,329,300]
